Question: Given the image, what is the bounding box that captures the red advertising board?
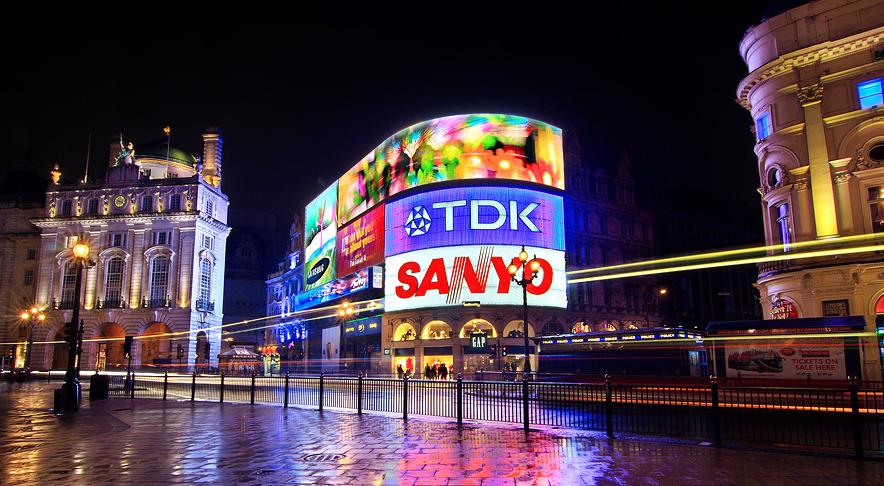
[336,205,384,276]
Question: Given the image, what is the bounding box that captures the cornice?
[32,212,199,228]
[737,29,884,109]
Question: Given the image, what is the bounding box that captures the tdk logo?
[405,206,432,237]
[405,199,539,237]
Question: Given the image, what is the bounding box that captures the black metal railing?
[195,299,214,312]
[98,297,126,309]
[145,297,172,308]
[102,372,884,458]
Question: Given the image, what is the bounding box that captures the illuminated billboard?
[304,182,338,291]
[295,267,372,311]
[337,204,385,276]
[385,186,564,257]
[384,245,567,312]
[337,114,564,224]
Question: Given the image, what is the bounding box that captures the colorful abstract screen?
[337,114,564,224]
[304,182,338,291]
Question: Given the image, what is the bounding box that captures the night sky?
[1,3,772,232]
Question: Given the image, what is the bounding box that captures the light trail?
[566,231,884,276]
[566,244,884,284]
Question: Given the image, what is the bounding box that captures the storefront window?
[393,323,417,341]
[459,319,497,338]
[421,320,453,340]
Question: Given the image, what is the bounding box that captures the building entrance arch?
[96,322,126,370]
[140,322,173,368]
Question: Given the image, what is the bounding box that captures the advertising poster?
[337,114,565,224]
[295,268,370,311]
[336,204,385,276]
[304,182,338,291]
[385,186,564,257]
[724,339,846,380]
[321,326,341,373]
[385,245,567,312]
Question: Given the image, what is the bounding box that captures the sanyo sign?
[386,186,564,257]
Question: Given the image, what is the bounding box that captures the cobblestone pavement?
[2,382,883,485]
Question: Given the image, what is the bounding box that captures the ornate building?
[737,0,884,379]
[30,129,230,371]
[263,215,305,374]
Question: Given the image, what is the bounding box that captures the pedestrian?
[424,364,433,380]
[439,363,448,380]
[397,364,404,379]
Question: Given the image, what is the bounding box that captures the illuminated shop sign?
[296,267,371,311]
[384,245,567,312]
[337,114,565,224]
[343,316,382,337]
[304,182,338,291]
[385,186,564,257]
[770,299,798,319]
[276,322,307,345]
[539,331,703,345]
[337,204,385,276]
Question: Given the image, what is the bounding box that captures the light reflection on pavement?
[2,381,882,485]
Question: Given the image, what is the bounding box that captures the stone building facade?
[29,129,230,371]
[737,0,884,379]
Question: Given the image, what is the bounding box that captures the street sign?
[470,332,487,349]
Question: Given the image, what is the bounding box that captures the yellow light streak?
[566,232,884,276]
[566,244,884,284]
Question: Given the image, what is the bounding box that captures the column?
[798,82,838,238]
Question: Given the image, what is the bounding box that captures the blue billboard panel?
[385,186,564,257]
[295,267,371,311]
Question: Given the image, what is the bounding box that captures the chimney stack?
[201,127,222,188]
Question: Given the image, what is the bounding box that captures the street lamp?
[56,241,95,413]
[20,306,47,371]
[507,246,540,374]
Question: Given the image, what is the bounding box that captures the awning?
[706,316,866,334]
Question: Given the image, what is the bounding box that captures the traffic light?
[177,344,184,360]
[488,344,498,358]
[7,347,13,362]
[501,346,508,357]
[123,336,133,358]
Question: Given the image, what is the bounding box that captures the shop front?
[341,315,382,375]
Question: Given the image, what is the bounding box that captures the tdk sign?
[386,186,564,256]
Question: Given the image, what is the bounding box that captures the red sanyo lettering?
[394,255,554,298]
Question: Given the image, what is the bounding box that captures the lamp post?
[337,301,355,374]
[507,246,540,375]
[57,241,95,413]
[20,306,47,371]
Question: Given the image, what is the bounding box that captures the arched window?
[149,256,170,304]
[198,258,212,308]
[60,261,78,307]
[104,257,125,307]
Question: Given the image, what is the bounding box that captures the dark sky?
[0,3,771,230]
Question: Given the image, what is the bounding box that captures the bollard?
[319,372,324,411]
[710,375,721,447]
[220,373,225,403]
[850,376,863,459]
[191,372,197,402]
[522,373,530,433]
[605,374,613,439]
[284,372,289,408]
[47,370,51,383]
[402,375,409,421]
[456,373,463,427]
[130,372,136,399]
[250,373,256,404]
[163,372,168,401]
[357,373,363,415]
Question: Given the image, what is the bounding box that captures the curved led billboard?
[338,114,564,224]
[385,186,564,257]
[304,182,338,291]
[385,245,567,312]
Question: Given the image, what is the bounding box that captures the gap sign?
[385,186,564,257]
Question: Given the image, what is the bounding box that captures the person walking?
[396,364,404,379]
[439,363,448,381]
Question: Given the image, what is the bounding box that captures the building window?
[202,235,214,250]
[23,270,33,286]
[756,112,773,140]
[205,198,214,216]
[60,200,72,217]
[869,186,884,233]
[775,203,791,250]
[168,194,181,212]
[104,257,124,306]
[140,195,154,212]
[60,262,78,306]
[87,198,100,215]
[858,78,883,110]
[26,248,36,260]
[870,143,884,163]
[198,258,212,305]
[152,231,171,246]
[149,256,170,303]
[109,232,126,248]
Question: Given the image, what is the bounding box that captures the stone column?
[798,82,839,238]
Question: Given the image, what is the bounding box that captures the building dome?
[135,141,198,167]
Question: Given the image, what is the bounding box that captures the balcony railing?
[98,297,126,309]
[195,299,215,312]
[143,297,172,308]
[54,299,78,310]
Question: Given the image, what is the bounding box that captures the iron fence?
[100,372,884,458]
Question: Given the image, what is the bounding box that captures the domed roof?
[135,141,198,167]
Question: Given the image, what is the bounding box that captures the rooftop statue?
[115,136,136,166]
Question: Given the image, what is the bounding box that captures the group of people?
[395,362,454,380]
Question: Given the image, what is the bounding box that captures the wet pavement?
[2,381,883,485]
